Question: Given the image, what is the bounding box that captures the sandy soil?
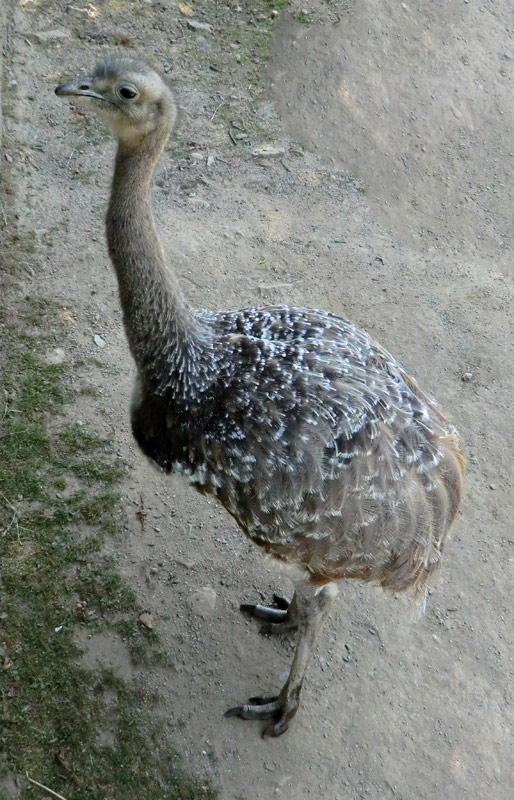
[2,1,514,798]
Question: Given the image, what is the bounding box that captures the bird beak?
[55,78,107,102]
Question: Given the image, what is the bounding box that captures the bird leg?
[240,592,299,634]
[226,582,338,737]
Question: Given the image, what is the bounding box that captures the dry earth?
[2,1,514,798]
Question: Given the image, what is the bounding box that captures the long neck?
[106,133,210,394]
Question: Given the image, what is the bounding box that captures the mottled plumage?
[132,304,463,595]
[56,59,465,738]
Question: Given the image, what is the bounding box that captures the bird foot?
[240,594,298,635]
[225,692,299,737]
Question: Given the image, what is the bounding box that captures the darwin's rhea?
[56,59,464,737]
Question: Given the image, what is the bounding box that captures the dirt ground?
[2,0,514,798]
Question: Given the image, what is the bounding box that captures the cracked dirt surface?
[2,1,513,797]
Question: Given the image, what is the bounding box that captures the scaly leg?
[226,582,338,737]
[241,592,299,634]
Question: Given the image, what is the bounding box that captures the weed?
[264,0,288,9]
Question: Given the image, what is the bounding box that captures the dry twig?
[26,774,69,800]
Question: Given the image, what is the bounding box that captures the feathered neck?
[106,131,213,397]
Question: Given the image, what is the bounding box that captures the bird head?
[55,58,176,148]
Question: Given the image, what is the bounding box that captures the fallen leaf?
[119,35,136,48]
[56,746,72,772]
[60,308,76,325]
[179,3,194,15]
[1,656,13,671]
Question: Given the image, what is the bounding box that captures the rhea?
[56,59,464,737]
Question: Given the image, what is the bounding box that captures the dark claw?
[224,705,245,718]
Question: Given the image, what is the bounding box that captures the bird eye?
[116,84,138,100]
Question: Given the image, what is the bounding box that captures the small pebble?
[33,28,72,44]
[45,347,66,365]
[461,372,473,382]
[94,334,106,348]
[175,558,196,569]
[187,19,213,33]
[252,144,286,158]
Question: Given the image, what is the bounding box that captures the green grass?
[265,0,288,9]
[0,301,217,799]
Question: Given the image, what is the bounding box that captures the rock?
[187,19,213,33]
[461,372,473,382]
[45,347,65,365]
[138,612,153,629]
[33,29,72,44]
[252,144,286,158]
[190,585,217,617]
[94,334,106,348]
[175,557,197,569]
[179,2,194,15]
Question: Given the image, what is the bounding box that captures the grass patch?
[264,0,288,9]
[75,561,137,615]
[0,301,217,798]
[115,620,174,668]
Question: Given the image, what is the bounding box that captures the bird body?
[56,58,465,737]
[131,303,463,597]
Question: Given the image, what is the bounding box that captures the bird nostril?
[78,84,90,91]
